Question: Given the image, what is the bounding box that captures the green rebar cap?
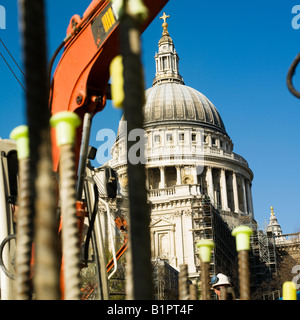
[50,111,81,146]
[282,281,297,300]
[9,125,29,160]
[232,225,253,252]
[196,239,215,263]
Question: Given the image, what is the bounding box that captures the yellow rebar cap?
[112,0,148,21]
[10,125,29,160]
[232,225,253,252]
[128,0,149,21]
[196,239,215,263]
[282,281,297,300]
[110,55,124,109]
[50,111,81,146]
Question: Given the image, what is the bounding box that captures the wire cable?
[0,234,16,280]
[0,50,27,92]
[0,37,27,78]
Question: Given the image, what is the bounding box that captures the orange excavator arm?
[49,0,169,171]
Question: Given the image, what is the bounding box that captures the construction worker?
[211,273,235,300]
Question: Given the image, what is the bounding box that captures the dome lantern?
[153,13,184,86]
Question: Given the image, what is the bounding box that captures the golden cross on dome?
[160,12,170,24]
[160,12,170,35]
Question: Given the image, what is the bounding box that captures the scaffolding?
[191,196,237,299]
[191,196,278,299]
[237,216,278,292]
[152,258,179,300]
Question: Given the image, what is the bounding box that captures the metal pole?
[118,2,152,299]
[18,0,61,300]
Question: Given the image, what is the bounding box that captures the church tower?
[267,206,282,236]
[153,12,184,86]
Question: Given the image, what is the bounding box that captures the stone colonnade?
[147,164,254,217]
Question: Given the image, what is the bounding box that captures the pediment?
[150,218,175,229]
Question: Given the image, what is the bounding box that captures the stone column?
[232,172,240,213]
[241,177,248,214]
[159,166,166,189]
[206,166,214,203]
[246,180,254,217]
[220,168,230,211]
[145,168,149,190]
[193,166,198,185]
[176,165,181,185]
[208,134,212,147]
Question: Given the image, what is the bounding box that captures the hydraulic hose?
[83,178,99,264]
[287,52,300,99]
[0,235,16,280]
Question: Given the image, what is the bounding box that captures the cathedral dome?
[142,13,228,136]
[144,82,227,135]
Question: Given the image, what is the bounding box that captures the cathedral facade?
[102,14,256,280]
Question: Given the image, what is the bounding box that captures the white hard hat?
[211,273,231,288]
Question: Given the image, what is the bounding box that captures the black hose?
[0,234,16,280]
[76,113,93,201]
[48,40,65,85]
[287,52,300,99]
[83,177,99,264]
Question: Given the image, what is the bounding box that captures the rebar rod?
[189,284,198,300]
[18,0,60,300]
[15,158,33,299]
[59,143,81,300]
[179,264,190,300]
[220,286,228,300]
[238,250,250,300]
[120,11,152,299]
[201,262,211,300]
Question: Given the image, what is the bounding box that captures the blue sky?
[0,0,300,234]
